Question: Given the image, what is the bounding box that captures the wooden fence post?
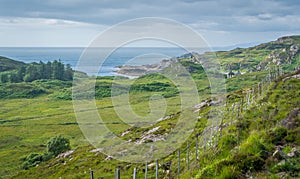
[115,167,120,179]
[90,170,94,179]
[203,130,207,150]
[251,88,255,104]
[169,160,172,179]
[187,142,190,170]
[257,83,260,98]
[196,134,199,161]
[145,161,148,179]
[231,103,235,125]
[178,150,180,179]
[133,168,137,179]
[237,102,240,118]
[156,160,159,179]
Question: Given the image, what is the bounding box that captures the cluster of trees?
[0,60,73,83]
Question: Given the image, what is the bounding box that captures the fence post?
[178,150,181,179]
[133,168,137,179]
[90,170,94,179]
[231,103,235,125]
[187,142,190,170]
[257,83,260,98]
[156,160,159,179]
[237,102,240,118]
[169,160,172,179]
[261,80,264,97]
[145,161,148,179]
[251,88,255,104]
[115,167,120,179]
[241,97,244,113]
[203,130,207,150]
[196,133,199,161]
[246,91,250,107]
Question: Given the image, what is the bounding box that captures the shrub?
[216,166,243,179]
[285,128,300,145]
[267,127,287,145]
[219,134,238,149]
[21,153,43,170]
[50,88,72,100]
[232,153,265,173]
[271,158,300,177]
[47,135,71,156]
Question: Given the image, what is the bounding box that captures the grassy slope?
[0,36,299,178]
[6,69,300,179]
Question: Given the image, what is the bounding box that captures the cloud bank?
[0,0,299,47]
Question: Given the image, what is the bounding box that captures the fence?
[86,66,297,179]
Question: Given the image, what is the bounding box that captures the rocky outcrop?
[114,57,179,76]
[280,108,300,130]
[135,127,166,144]
[56,150,74,158]
[267,44,299,66]
[282,74,300,82]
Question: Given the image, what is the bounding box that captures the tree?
[0,73,9,83]
[38,61,46,79]
[52,60,59,80]
[10,72,20,83]
[57,60,65,80]
[47,135,71,156]
[17,66,26,81]
[64,64,73,80]
[24,64,40,82]
[45,61,52,79]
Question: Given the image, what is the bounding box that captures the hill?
[0,36,299,178]
[10,65,300,179]
[115,35,300,77]
[0,56,25,72]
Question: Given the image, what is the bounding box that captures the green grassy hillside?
[5,66,299,179]
[0,36,299,178]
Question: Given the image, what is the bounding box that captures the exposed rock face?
[290,45,300,56]
[280,108,300,130]
[267,44,299,66]
[277,36,294,44]
[282,74,300,82]
[133,126,168,144]
[287,147,300,158]
[56,150,74,158]
[114,57,179,76]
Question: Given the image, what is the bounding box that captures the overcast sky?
[0,0,299,47]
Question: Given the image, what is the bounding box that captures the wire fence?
[86,66,298,179]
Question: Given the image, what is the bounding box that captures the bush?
[20,136,70,170]
[217,166,243,179]
[47,135,71,156]
[219,134,238,149]
[267,127,287,145]
[21,153,44,170]
[233,153,265,172]
[271,158,300,177]
[285,128,300,145]
[0,83,46,98]
[50,88,72,100]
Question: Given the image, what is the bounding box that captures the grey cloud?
[0,0,299,47]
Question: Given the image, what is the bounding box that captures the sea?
[0,47,208,76]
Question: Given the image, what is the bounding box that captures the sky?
[0,0,299,47]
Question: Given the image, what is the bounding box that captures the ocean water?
[0,47,202,76]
